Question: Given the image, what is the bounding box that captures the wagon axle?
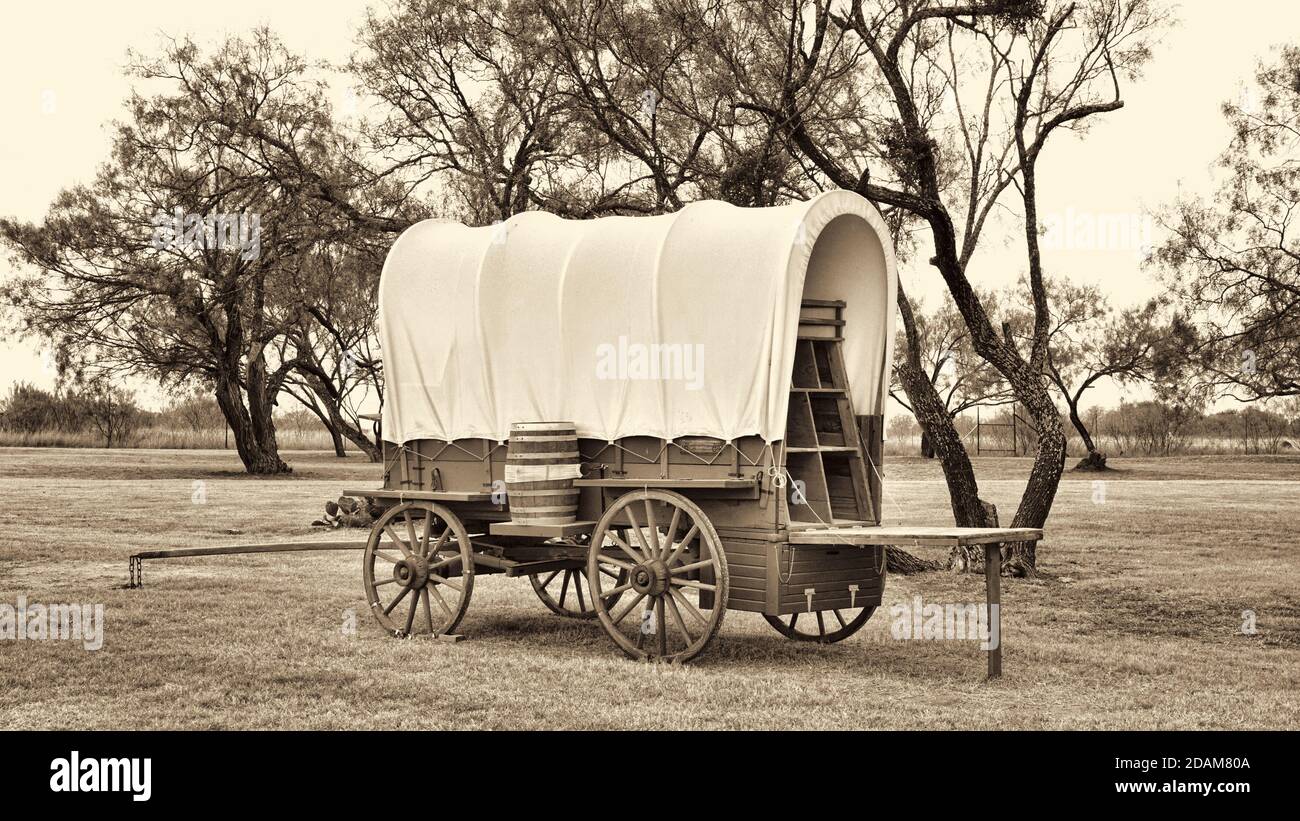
[392,556,429,589]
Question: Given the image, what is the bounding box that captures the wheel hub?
[392,556,428,589]
[630,559,669,596]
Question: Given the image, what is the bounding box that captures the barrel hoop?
[512,506,580,515]
[506,439,579,453]
[506,450,580,461]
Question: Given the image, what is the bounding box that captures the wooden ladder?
[782,299,875,526]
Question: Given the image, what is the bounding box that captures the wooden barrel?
[505,422,581,524]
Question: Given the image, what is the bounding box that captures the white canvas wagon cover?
[378,189,898,445]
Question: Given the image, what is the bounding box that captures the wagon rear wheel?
[586,490,728,663]
[529,564,626,619]
[763,606,876,643]
[363,502,474,638]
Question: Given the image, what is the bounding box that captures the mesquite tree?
[1156,46,1300,401]
[0,35,307,472]
[890,291,1015,457]
[0,32,397,473]
[1027,277,1162,467]
[278,246,385,461]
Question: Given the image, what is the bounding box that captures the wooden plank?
[784,451,832,524]
[132,540,367,560]
[573,477,758,489]
[787,526,1044,546]
[489,520,597,538]
[791,340,821,388]
[343,488,494,503]
[785,393,818,448]
[502,558,585,578]
[797,317,846,327]
[858,414,883,524]
[986,543,1002,679]
[787,519,870,530]
[800,298,846,308]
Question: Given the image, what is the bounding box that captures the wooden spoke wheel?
[363,502,474,638]
[530,563,626,620]
[763,606,876,643]
[586,490,728,663]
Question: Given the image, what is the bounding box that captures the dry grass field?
[1,446,1297,730]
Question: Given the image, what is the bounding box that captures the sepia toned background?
[1,1,1295,412]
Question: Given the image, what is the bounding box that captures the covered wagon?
[339,189,1040,665]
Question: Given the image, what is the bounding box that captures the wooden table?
[787,526,1044,679]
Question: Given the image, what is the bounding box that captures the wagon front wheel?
[363,502,474,638]
[587,490,728,663]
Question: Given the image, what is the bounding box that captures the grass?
[0,447,1297,729]
[0,426,342,450]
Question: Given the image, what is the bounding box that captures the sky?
[1,1,1296,413]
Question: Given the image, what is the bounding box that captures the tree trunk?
[886,547,941,574]
[1065,397,1108,470]
[214,371,291,475]
[329,424,346,458]
[1002,375,1065,575]
[333,413,381,462]
[896,291,993,531]
[1066,396,1098,454]
[289,349,383,462]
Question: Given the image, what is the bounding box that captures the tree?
[1028,277,1162,468]
[621,0,1162,574]
[81,383,141,448]
[165,388,225,433]
[0,383,81,433]
[1156,45,1300,401]
[278,246,385,460]
[890,292,1014,457]
[0,32,394,473]
[352,0,598,223]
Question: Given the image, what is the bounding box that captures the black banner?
[1,730,1285,808]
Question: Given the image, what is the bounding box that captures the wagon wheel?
[586,490,728,663]
[763,606,876,644]
[529,564,627,620]
[363,502,474,638]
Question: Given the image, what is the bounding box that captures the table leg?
[985,543,1002,679]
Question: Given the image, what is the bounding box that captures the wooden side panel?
[716,538,887,616]
[784,451,832,523]
[772,543,885,615]
[792,340,822,388]
[714,536,776,614]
